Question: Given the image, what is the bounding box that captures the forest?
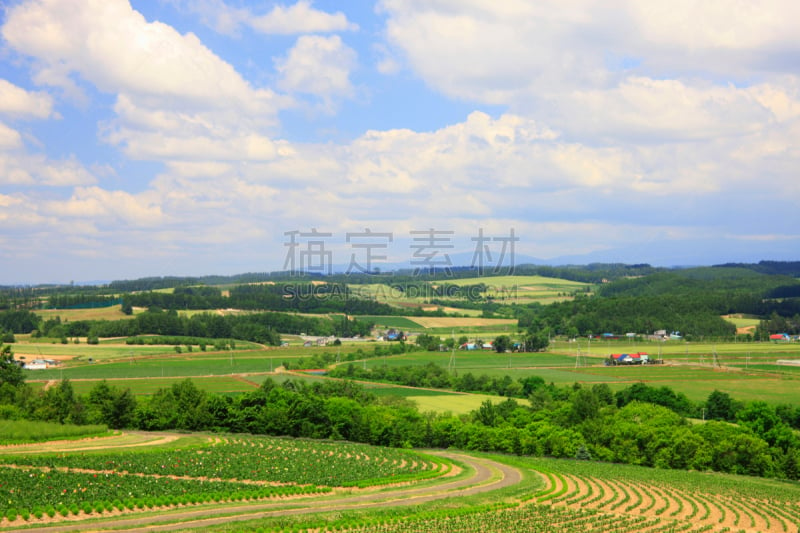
[515,267,800,339]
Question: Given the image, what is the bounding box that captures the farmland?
[34,304,136,322]
[438,274,592,304]
[1,432,799,532]
[4,264,800,530]
[16,335,800,408]
[346,275,590,308]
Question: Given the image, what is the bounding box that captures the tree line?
[2,348,799,481]
[0,308,373,345]
[516,294,737,339]
[120,283,399,316]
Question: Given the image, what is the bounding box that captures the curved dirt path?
[0,431,183,455]
[1,452,522,533]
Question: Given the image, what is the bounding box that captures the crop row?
[251,504,664,533]
[0,465,330,522]
[0,435,448,488]
[531,468,799,532]
[525,456,800,503]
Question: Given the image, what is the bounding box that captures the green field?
[358,384,500,415]
[24,354,285,381]
[63,375,263,396]
[343,341,800,406]
[0,420,109,443]
[357,315,425,329]
[14,342,190,361]
[357,351,578,370]
[17,332,800,411]
[13,340,263,363]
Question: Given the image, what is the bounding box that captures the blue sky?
[1,0,799,283]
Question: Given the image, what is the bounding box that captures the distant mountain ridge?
[3,260,798,290]
[714,261,800,277]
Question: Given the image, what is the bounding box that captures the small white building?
[24,359,57,370]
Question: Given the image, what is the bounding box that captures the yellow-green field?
[443,275,592,304]
[722,313,761,332]
[33,304,136,322]
[348,275,592,308]
[407,392,501,414]
[408,316,517,329]
[13,342,186,361]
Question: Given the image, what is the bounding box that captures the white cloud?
[169,0,357,36]
[380,0,800,93]
[555,77,780,142]
[378,0,800,144]
[2,0,277,110]
[275,35,357,111]
[48,186,164,227]
[0,122,23,150]
[0,152,96,187]
[0,79,55,118]
[2,1,798,280]
[109,129,284,161]
[624,1,800,53]
[2,0,284,162]
[248,1,358,35]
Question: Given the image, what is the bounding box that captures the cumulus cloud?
[170,0,357,36]
[248,1,358,35]
[48,186,164,227]
[0,122,23,150]
[378,0,800,143]
[2,1,799,281]
[2,0,283,162]
[275,35,358,112]
[2,0,276,109]
[0,152,96,187]
[0,79,55,118]
[556,78,779,142]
